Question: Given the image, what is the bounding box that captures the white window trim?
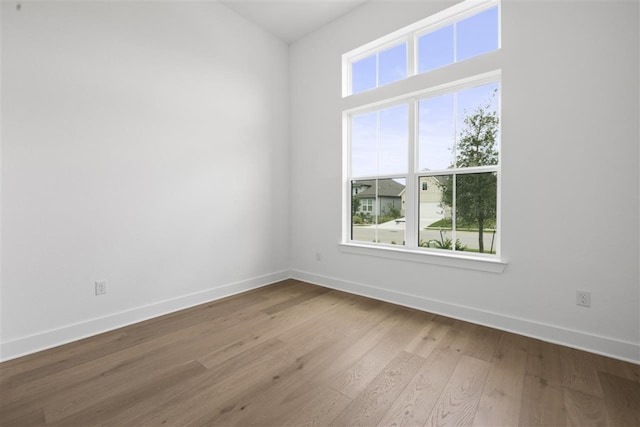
[341,0,506,272]
[339,242,507,273]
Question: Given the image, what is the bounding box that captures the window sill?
[339,242,507,273]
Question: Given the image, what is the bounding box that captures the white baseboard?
[291,269,640,364]
[0,270,290,362]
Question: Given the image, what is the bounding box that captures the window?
[418,81,499,255]
[343,0,503,266]
[351,42,408,94]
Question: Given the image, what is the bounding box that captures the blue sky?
[352,43,407,94]
[419,82,499,171]
[419,7,498,73]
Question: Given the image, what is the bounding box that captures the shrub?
[420,231,466,251]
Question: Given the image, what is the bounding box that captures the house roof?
[354,179,405,198]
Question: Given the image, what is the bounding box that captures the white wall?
[1,1,290,360]
[1,0,638,364]
[290,0,640,362]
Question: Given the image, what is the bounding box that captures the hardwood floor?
[1,279,638,426]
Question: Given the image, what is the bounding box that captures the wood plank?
[205,303,405,426]
[278,304,404,403]
[196,290,356,368]
[330,351,425,426]
[46,360,207,426]
[281,387,352,427]
[403,315,451,359]
[1,323,206,418]
[472,334,528,426]
[591,353,640,384]
[526,338,564,387]
[125,342,295,426]
[564,387,610,426]
[424,355,491,427]
[598,371,640,427]
[559,346,604,398]
[2,312,244,408]
[0,331,129,386]
[461,324,502,363]
[0,406,45,427]
[262,285,332,315]
[377,347,462,427]
[98,340,291,426]
[518,374,566,427]
[330,309,430,399]
[208,334,359,426]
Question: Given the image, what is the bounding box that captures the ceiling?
[220,0,369,44]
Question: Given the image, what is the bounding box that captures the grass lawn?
[426,218,496,233]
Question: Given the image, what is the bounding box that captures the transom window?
[344,0,500,96]
[343,0,501,260]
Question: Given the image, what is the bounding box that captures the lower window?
[345,75,501,258]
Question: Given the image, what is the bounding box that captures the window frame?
[341,0,506,273]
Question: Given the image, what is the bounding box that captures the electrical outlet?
[576,290,591,307]
[95,280,107,296]
[316,252,321,261]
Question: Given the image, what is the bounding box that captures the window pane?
[417,25,454,73]
[351,178,405,245]
[352,180,374,242]
[379,43,407,86]
[456,82,500,168]
[379,104,408,175]
[351,111,377,177]
[457,7,499,62]
[352,54,376,94]
[376,178,406,245]
[418,175,454,251]
[455,172,497,254]
[419,94,455,171]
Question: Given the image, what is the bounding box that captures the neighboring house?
[419,176,452,227]
[353,179,405,217]
[399,176,452,227]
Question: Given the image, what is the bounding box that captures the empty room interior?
[1,0,639,426]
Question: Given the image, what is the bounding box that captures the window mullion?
[453,21,457,63]
[405,100,417,249]
[375,52,380,88]
[407,35,416,77]
[374,179,379,243]
[375,110,381,243]
[451,89,458,251]
[452,173,457,252]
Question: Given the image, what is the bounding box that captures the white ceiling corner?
[220,0,369,44]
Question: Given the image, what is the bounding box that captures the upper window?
[344,0,500,97]
[343,0,502,262]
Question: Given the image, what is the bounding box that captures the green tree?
[352,195,361,216]
[439,93,499,253]
[384,202,401,219]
